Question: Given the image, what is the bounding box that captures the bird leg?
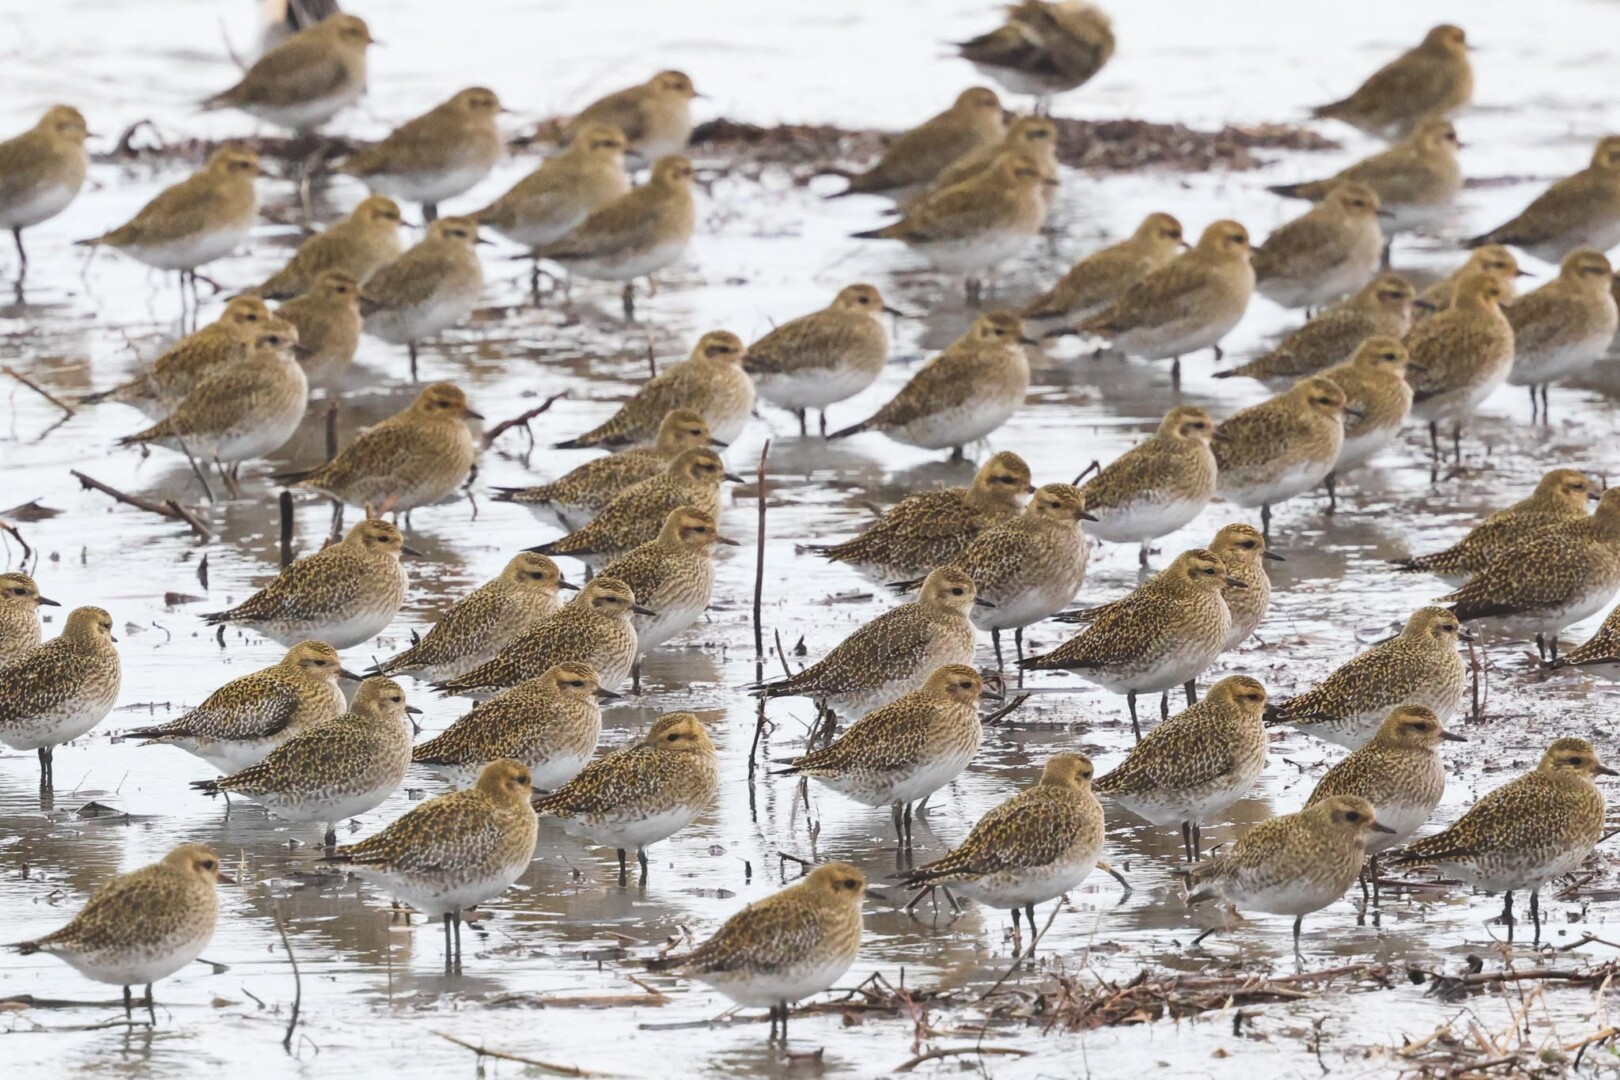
[616,848,629,887]
[632,658,642,695]
[778,1001,789,1044]
[10,227,24,279]
[1428,421,1440,465]
[949,445,966,464]
[1015,626,1025,680]
[1159,691,1170,720]
[891,802,905,846]
[1530,889,1542,946]
[422,202,438,223]
[794,409,807,437]
[1260,504,1272,543]
[1180,820,1193,863]
[638,847,649,887]
[1184,679,1197,706]
[1540,385,1551,425]
[992,628,1004,672]
[37,746,52,788]
[1023,903,1041,957]
[123,985,132,1021]
[1292,915,1304,959]
[1500,890,1515,941]
[407,341,419,383]
[1535,634,1548,662]
[1325,471,1337,515]
[1010,905,1023,954]
[1451,424,1461,464]
[323,823,337,851]
[819,411,828,438]
[1138,542,1151,567]
[1211,344,1224,364]
[621,283,637,321]
[1528,384,1540,423]
[1126,691,1140,741]
[1191,821,1202,861]
[1171,357,1182,390]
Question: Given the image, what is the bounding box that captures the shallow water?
[6,1,1620,1077]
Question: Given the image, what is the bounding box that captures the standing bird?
[117,322,308,492]
[897,484,1094,668]
[1391,738,1614,942]
[599,508,737,674]
[745,284,897,437]
[1216,273,1418,383]
[274,269,364,386]
[202,517,413,649]
[1549,605,1620,675]
[534,711,717,887]
[1265,606,1469,748]
[1393,467,1597,585]
[777,665,992,847]
[1268,117,1464,235]
[534,155,697,321]
[192,676,417,847]
[0,607,119,784]
[1212,376,1352,537]
[1506,249,1619,421]
[809,451,1034,581]
[1466,136,1620,264]
[360,216,485,381]
[829,311,1033,461]
[76,146,261,285]
[80,294,272,418]
[1078,405,1218,565]
[322,759,538,963]
[1031,550,1240,737]
[1252,183,1386,312]
[127,640,354,773]
[1310,24,1472,138]
[561,71,699,168]
[955,1,1115,111]
[1416,245,1524,315]
[0,105,90,277]
[899,753,1104,956]
[473,123,630,257]
[528,448,737,567]
[754,567,981,717]
[1405,272,1514,464]
[1069,220,1254,386]
[253,194,404,299]
[277,381,482,514]
[337,87,505,223]
[10,844,226,1023]
[851,150,1056,303]
[493,409,720,528]
[203,13,375,131]
[1094,675,1269,861]
[1022,212,1186,324]
[1185,795,1392,951]
[1438,488,1620,663]
[1319,336,1416,482]
[555,331,755,449]
[434,576,650,696]
[373,552,576,683]
[0,572,59,667]
[831,87,1006,200]
[1305,705,1463,899]
[646,863,866,1044]
[910,115,1060,212]
[411,662,611,789]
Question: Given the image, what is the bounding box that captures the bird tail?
[490,486,548,505]
[850,224,902,241]
[10,940,42,956]
[886,577,925,596]
[269,467,318,486]
[190,778,222,796]
[826,418,871,440]
[201,609,233,627]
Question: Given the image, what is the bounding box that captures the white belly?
[362,163,493,206]
[365,284,482,344]
[913,229,1034,275]
[755,365,884,412]
[1087,496,1207,544]
[556,239,687,282]
[248,87,362,131]
[0,180,80,230]
[1218,458,1333,508]
[120,222,252,271]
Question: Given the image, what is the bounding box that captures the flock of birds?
[6,0,1620,1050]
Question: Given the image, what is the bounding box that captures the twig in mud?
[0,519,32,564]
[482,392,566,448]
[279,491,295,568]
[432,1030,598,1077]
[271,905,301,1053]
[980,692,1032,726]
[324,399,339,461]
[3,366,76,417]
[895,1046,1030,1072]
[72,469,185,519]
[979,901,1062,1002]
[162,499,212,541]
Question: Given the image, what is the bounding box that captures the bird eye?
[202,859,216,870]
[951,587,963,595]
[666,733,680,742]
[1346,811,1361,822]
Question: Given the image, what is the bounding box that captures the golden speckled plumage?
[255,195,404,299]
[322,759,538,917]
[412,662,606,789]
[360,217,485,348]
[338,88,504,212]
[1416,246,1522,316]
[815,451,1032,580]
[1023,212,1185,322]
[494,409,718,521]
[1555,604,1620,670]
[376,553,574,682]
[1393,738,1613,895]
[1306,705,1460,855]
[203,518,410,649]
[193,676,414,831]
[0,571,57,668]
[78,146,261,271]
[956,2,1115,102]
[14,844,224,996]
[1252,183,1385,310]
[534,155,696,283]
[646,862,865,1016]
[1406,272,1516,429]
[435,576,645,695]
[745,285,893,417]
[1394,468,1595,583]
[532,447,733,566]
[1213,376,1349,511]
[1266,606,1467,748]
[1310,24,1472,137]
[1210,524,1275,648]
[1219,274,1416,382]
[556,332,755,449]
[757,567,980,714]
[1467,136,1620,263]
[83,295,272,414]
[830,311,1032,452]
[918,116,1059,209]
[1505,249,1620,390]
[1079,405,1217,547]
[275,270,364,385]
[203,14,373,131]
[0,606,120,756]
[285,382,481,512]
[127,640,351,773]
[1319,336,1415,472]
[1269,118,1462,223]
[475,124,631,249]
[599,507,735,653]
[562,72,698,166]
[836,87,1005,198]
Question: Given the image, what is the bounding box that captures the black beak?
[216,870,238,885]
[1043,325,1078,340]
[715,535,742,546]
[557,579,581,591]
[1458,627,1477,642]
[1025,483,1037,493]
[632,604,658,616]
[1375,209,1396,220]
[338,667,365,681]
[1412,298,1438,312]
[882,305,913,317]
[1224,577,1249,588]
[37,596,62,607]
[405,705,424,716]
[594,686,622,701]
[475,236,495,246]
[1439,729,1467,742]
[1596,764,1620,777]
[972,597,997,608]
[1516,269,1533,278]
[464,408,486,420]
[709,437,730,448]
[1370,822,1396,835]
[1405,361,1428,374]
[400,543,425,557]
[724,472,746,483]
[292,344,314,359]
[1080,510,1099,521]
[1590,490,1603,502]
[1345,407,1367,419]
[1262,550,1285,561]
[1017,335,1039,346]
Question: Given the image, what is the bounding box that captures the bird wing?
[534,743,659,816]
[0,640,78,724]
[330,791,507,873]
[1480,173,1604,248]
[537,189,661,260]
[1083,259,1209,334]
[866,351,979,428]
[768,606,933,697]
[907,789,1085,881]
[669,899,826,975]
[26,870,200,954]
[218,550,379,625]
[225,39,351,108]
[159,673,304,741]
[215,716,364,794]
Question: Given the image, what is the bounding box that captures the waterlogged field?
[5,1,1620,1077]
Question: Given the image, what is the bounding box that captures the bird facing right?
[744,284,896,437]
[1310,24,1472,138]
[0,606,120,783]
[0,571,59,667]
[0,105,90,273]
[1505,248,1619,421]
[1211,376,1352,538]
[1466,135,1620,264]
[1077,405,1218,563]
[1252,183,1386,312]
